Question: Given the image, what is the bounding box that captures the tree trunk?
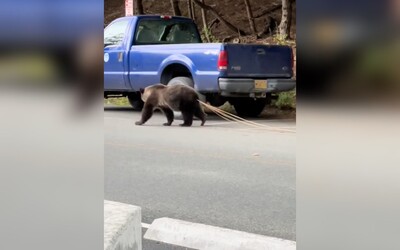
[279,0,291,39]
[200,0,210,42]
[187,0,194,19]
[170,0,182,16]
[136,0,144,14]
[191,0,196,20]
[244,0,257,35]
[287,0,293,37]
[192,0,247,36]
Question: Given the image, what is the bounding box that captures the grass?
[271,34,296,46]
[273,90,296,110]
[217,101,235,113]
[104,97,130,106]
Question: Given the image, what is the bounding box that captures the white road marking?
[141,222,150,229]
[144,217,296,250]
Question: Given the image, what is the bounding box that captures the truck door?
[104,19,131,90]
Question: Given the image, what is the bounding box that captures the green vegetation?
[218,101,235,113]
[270,34,296,46]
[273,90,296,110]
[104,97,129,106]
[201,27,220,43]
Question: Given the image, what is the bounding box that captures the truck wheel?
[230,98,267,117]
[167,76,206,102]
[207,95,227,107]
[127,93,144,111]
[167,76,194,87]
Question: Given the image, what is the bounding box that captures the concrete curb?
[144,217,296,250]
[104,200,142,250]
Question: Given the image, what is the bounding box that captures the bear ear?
[139,88,145,94]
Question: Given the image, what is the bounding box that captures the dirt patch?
[261,106,296,120]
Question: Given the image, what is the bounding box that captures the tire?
[167,76,194,87]
[230,98,267,117]
[127,93,144,111]
[167,76,207,102]
[207,95,227,107]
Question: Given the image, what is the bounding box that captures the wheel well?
[160,64,192,84]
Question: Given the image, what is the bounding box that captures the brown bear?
[135,83,206,126]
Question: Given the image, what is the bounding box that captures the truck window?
[134,19,201,45]
[104,19,130,46]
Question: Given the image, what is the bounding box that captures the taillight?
[217,50,228,70]
[161,15,172,20]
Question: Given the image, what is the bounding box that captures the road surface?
[104,105,296,248]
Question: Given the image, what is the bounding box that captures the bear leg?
[194,102,206,126]
[135,103,154,125]
[161,107,174,126]
[180,111,193,127]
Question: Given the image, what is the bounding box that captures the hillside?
[104,0,296,42]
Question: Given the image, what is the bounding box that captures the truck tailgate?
[224,44,293,78]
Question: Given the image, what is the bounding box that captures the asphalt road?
[104,106,296,246]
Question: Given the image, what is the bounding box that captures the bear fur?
[135,84,206,126]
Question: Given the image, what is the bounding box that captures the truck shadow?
[104,106,137,112]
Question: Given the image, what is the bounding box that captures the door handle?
[118,52,123,62]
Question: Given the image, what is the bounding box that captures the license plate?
[254,80,267,89]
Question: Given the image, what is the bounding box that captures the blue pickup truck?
[104,15,295,117]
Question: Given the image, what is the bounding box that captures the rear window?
[104,19,130,46]
[134,19,201,45]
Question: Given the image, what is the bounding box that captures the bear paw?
[135,121,143,125]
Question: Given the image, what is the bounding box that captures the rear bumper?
[218,78,296,97]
